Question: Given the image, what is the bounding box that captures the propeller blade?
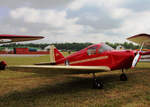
[131,52,141,68]
[131,42,144,68]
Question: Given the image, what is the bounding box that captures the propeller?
[131,42,144,68]
[131,52,141,68]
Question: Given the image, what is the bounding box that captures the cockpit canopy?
[99,43,114,53]
[87,43,114,55]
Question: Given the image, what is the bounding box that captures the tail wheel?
[93,79,104,89]
[92,73,104,89]
[65,60,69,66]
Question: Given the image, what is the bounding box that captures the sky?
[0,0,150,43]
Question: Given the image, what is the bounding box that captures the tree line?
[1,42,142,51]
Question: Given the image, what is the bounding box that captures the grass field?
[0,55,149,107]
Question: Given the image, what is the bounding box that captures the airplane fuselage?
[55,43,135,71]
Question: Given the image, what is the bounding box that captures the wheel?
[0,61,7,70]
[93,79,104,89]
[0,65,6,70]
[120,73,127,81]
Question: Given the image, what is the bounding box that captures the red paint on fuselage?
[56,43,135,71]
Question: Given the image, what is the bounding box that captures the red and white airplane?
[0,34,44,70]
[9,33,150,89]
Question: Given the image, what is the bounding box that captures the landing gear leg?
[92,73,103,89]
[120,68,127,81]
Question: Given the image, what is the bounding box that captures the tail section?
[50,45,64,64]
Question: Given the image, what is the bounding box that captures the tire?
[0,61,6,70]
[120,73,127,81]
[0,65,5,70]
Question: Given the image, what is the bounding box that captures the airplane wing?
[7,65,110,74]
[0,34,44,43]
[127,34,150,67]
[127,33,150,46]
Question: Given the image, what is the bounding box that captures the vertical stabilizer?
[50,45,56,63]
[50,45,64,64]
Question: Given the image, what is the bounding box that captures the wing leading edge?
[7,65,110,74]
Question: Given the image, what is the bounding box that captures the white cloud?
[68,0,126,11]
[113,11,150,37]
[1,0,150,44]
[10,7,80,28]
[20,27,27,32]
[10,8,40,23]
[68,0,150,42]
[10,7,90,43]
[110,8,132,19]
[38,30,123,43]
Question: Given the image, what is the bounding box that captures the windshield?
[99,44,114,53]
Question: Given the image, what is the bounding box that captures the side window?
[99,46,105,53]
[87,46,97,55]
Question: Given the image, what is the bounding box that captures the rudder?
[50,45,64,64]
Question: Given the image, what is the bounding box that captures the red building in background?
[0,48,49,54]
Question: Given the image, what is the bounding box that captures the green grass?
[0,55,49,65]
[0,52,69,65]
[0,55,149,107]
